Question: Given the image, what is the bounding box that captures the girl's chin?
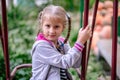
[48,38,57,42]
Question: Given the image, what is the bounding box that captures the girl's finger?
[85,25,89,30]
[79,28,83,31]
[85,25,91,30]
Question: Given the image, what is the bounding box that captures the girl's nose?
[49,27,55,33]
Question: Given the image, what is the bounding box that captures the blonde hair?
[37,5,71,44]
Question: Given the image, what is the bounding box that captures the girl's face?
[41,15,64,44]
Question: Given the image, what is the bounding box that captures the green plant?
[0,50,5,80]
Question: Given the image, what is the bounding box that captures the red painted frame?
[0,0,118,80]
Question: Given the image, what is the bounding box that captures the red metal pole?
[1,0,10,80]
[111,0,118,80]
[86,0,99,72]
[81,0,89,80]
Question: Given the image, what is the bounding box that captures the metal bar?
[10,64,32,80]
[1,0,10,80]
[81,0,89,80]
[111,0,118,80]
[80,0,84,28]
[86,0,99,73]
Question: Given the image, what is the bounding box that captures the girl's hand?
[77,25,92,44]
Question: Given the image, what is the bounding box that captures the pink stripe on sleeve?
[75,42,84,49]
[74,45,82,52]
[74,42,84,52]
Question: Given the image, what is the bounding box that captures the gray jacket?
[30,39,83,80]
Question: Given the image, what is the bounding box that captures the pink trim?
[36,33,46,40]
[74,45,82,52]
[75,42,83,49]
[36,33,53,46]
[58,37,65,42]
[74,42,84,52]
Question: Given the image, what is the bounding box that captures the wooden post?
[111,0,118,80]
[81,0,89,80]
[86,0,99,72]
[1,0,10,80]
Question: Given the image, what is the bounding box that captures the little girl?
[30,5,92,80]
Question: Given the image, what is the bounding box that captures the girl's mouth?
[49,35,56,37]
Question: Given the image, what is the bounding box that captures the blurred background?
[0,0,120,80]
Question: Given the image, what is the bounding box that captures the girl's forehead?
[43,14,65,23]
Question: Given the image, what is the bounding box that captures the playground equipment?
[0,0,119,80]
[80,0,119,80]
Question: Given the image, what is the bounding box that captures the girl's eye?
[55,25,59,28]
[45,24,50,28]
